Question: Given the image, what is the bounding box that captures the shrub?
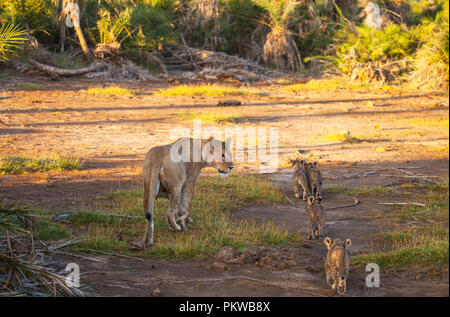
[410,1,449,89]
[125,3,176,50]
[0,0,55,44]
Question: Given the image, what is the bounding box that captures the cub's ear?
[345,239,352,249]
[324,237,332,249]
[307,195,315,205]
[289,158,295,165]
[208,135,214,142]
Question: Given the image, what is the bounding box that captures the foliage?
[0,0,55,44]
[125,3,176,50]
[409,1,449,89]
[0,201,78,296]
[332,22,417,78]
[96,9,132,45]
[0,23,28,62]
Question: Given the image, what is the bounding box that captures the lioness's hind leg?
[143,162,160,247]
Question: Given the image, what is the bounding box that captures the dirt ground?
[0,75,449,296]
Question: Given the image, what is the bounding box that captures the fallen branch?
[284,194,298,208]
[379,202,426,207]
[28,58,107,77]
[51,211,141,221]
[83,249,145,262]
[325,198,359,211]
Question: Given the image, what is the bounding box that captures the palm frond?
[0,23,29,62]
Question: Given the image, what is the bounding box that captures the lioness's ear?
[314,161,318,168]
[289,158,295,166]
[324,237,332,249]
[208,135,214,142]
[307,195,315,205]
[345,239,352,249]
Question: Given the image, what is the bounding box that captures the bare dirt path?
[0,77,448,296]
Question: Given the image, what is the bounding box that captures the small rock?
[128,240,145,251]
[210,262,227,272]
[213,246,237,263]
[217,99,241,107]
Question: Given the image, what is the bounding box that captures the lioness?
[142,136,234,247]
[324,237,351,295]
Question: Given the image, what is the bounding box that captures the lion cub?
[305,195,325,240]
[305,161,323,201]
[290,159,310,200]
[324,237,351,295]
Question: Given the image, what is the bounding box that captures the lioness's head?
[203,136,234,177]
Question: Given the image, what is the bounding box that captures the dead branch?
[28,58,107,77]
[325,198,360,211]
[83,249,145,262]
[379,202,426,207]
[51,211,141,221]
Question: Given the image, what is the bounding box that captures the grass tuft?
[175,112,244,124]
[0,157,84,175]
[86,86,137,96]
[157,85,258,97]
[18,83,44,90]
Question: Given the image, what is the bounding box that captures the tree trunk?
[68,1,91,58]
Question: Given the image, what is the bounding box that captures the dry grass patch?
[0,156,84,175]
[157,85,258,97]
[174,112,244,124]
[86,86,136,96]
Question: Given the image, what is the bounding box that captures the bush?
[0,0,55,44]
[125,3,176,50]
[410,1,449,89]
[218,0,264,57]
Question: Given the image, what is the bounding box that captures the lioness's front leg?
[167,187,182,231]
[177,181,196,230]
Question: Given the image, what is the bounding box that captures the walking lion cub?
[324,237,351,295]
[142,136,234,247]
[305,195,325,240]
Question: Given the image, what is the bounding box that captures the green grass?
[86,86,137,96]
[18,83,44,90]
[0,157,84,175]
[34,218,70,241]
[325,186,393,195]
[157,85,258,97]
[174,112,245,124]
[61,174,301,259]
[352,179,449,270]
